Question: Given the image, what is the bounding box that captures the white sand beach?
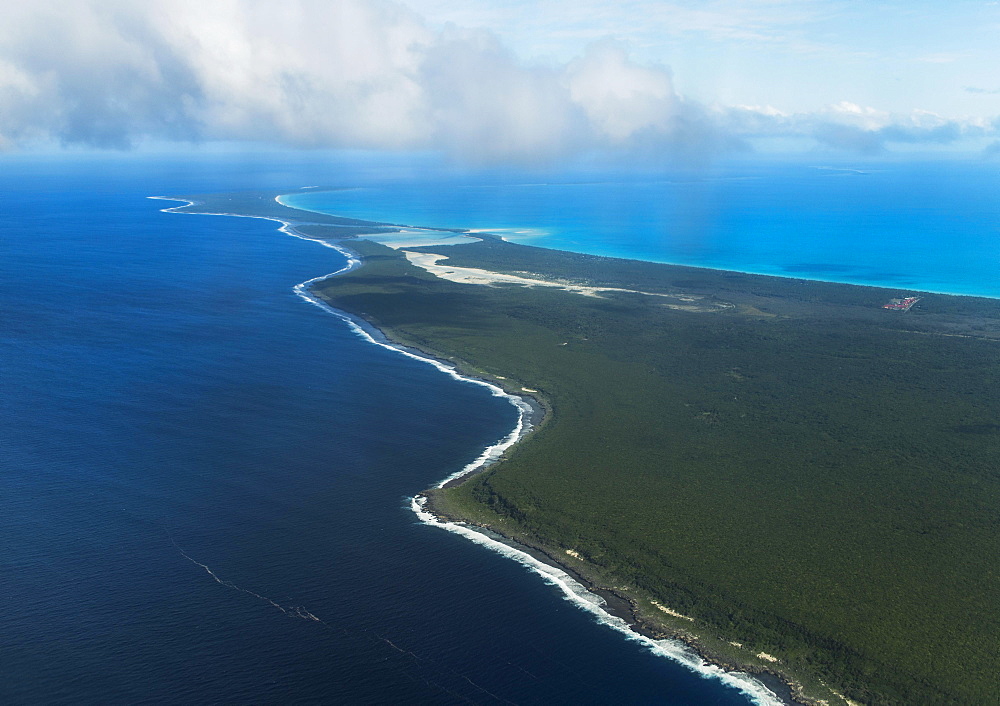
[403,251,732,312]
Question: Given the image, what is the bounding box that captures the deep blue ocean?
[3,153,780,705]
[3,152,994,705]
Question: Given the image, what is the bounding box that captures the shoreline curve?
[153,191,798,706]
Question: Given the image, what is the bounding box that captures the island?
[163,189,1000,706]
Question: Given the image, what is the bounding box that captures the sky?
[1,0,998,164]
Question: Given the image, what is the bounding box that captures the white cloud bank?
[0,0,994,162]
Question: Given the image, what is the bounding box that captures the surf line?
[276,210,782,706]
[147,195,362,262]
[317,288,782,706]
[155,193,782,706]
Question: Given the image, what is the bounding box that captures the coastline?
[311,261,803,705]
[159,189,1000,705]
[275,189,1000,302]
[411,496,797,706]
[413,491,804,706]
[155,192,797,705]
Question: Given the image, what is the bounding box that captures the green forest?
[313,237,1000,705]
[173,193,1000,704]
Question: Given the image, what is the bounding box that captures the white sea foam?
[411,497,783,706]
[290,278,534,453]
[155,192,782,706]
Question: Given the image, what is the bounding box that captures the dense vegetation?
[175,192,1000,703]
[313,238,1000,705]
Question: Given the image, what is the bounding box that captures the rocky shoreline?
[418,488,816,706]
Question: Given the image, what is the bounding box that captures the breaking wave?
[155,192,781,706]
[410,496,783,706]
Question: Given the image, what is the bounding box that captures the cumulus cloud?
[0,1,205,147]
[0,0,708,162]
[417,27,584,162]
[567,43,677,143]
[0,0,995,161]
[722,102,994,155]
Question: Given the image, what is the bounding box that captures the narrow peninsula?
[165,190,1000,706]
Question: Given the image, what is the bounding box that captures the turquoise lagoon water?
[282,161,1000,298]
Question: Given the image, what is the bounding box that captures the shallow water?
[283,161,1000,298]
